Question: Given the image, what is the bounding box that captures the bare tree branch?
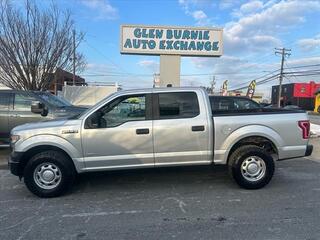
[0,0,86,90]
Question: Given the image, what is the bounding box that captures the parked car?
[283,105,302,110]
[8,87,312,197]
[0,90,87,145]
[209,96,261,112]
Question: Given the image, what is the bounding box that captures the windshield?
[37,92,72,108]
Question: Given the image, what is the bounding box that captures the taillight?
[298,120,310,139]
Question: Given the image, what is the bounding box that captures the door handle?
[192,125,205,132]
[9,114,18,118]
[136,128,150,135]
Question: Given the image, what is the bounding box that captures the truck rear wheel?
[228,145,275,189]
[23,150,76,198]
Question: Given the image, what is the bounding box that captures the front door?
[0,92,13,144]
[153,91,210,166]
[82,94,154,170]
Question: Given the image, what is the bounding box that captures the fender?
[215,125,283,164]
[14,134,85,171]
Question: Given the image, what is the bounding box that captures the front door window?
[85,95,146,129]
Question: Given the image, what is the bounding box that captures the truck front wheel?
[23,150,76,198]
[228,145,275,189]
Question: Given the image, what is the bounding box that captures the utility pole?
[210,76,216,94]
[275,48,291,107]
[72,29,76,86]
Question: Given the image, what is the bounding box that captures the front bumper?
[8,151,24,177]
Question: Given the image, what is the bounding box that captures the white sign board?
[120,25,223,57]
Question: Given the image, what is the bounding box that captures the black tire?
[228,145,275,189]
[23,150,76,198]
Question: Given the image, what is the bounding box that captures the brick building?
[49,68,86,95]
[272,81,320,110]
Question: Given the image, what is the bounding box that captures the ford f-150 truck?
[8,87,313,197]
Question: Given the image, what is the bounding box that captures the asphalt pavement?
[0,141,320,240]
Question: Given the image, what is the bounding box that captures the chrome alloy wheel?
[33,163,62,189]
[240,156,266,182]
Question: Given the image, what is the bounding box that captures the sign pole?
[160,55,180,87]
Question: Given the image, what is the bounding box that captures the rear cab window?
[210,96,261,114]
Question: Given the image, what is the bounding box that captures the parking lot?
[0,138,319,240]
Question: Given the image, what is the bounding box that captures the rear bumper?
[305,144,313,157]
[278,144,313,161]
[8,151,24,177]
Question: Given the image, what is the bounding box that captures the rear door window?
[157,92,200,119]
[0,92,12,110]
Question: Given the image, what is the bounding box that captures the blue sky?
[38,0,320,96]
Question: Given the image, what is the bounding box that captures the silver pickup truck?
[8,87,313,197]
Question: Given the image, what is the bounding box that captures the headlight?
[11,135,20,144]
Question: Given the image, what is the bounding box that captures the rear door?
[0,92,13,144]
[153,91,210,166]
[9,92,46,130]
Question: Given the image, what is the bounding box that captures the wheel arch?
[18,145,78,178]
[227,136,278,165]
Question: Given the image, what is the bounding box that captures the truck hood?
[12,119,68,132]
[52,106,87,118]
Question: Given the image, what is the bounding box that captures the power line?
[230,73,280,91]
[229,68,280,90]
[83,39,148,83]
[284,62,299,83]
[284,63,320,69]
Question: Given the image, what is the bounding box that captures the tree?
[0,0,86,90]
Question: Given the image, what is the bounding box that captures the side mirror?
[31,101,48,116]
[85,111,105,129]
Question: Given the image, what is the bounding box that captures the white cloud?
[298,34,320,52]
[80,0,118,20]
[137,60,159,72]
[224,0,320,54]
[219,0,238,10]
[178,0,212,25]
[232,0,264,18]
[85,63,118,74]
[192,10,207,20]
[226,1,320,38]
[240,1,264,13]
[286,56,320,67]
